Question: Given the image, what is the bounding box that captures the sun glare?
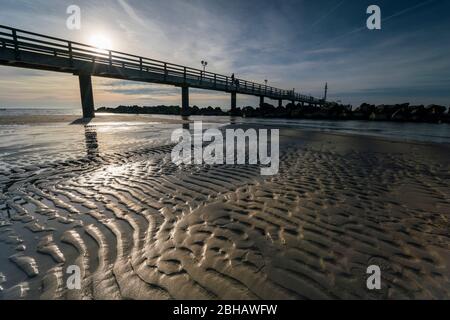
[89,33,113,50]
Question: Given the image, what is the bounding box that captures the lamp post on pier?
[201,60,208,76]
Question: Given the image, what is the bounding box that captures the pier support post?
[231,91,237,112]
[79,74,95,118]
[278,99,283,108]
[259,96,264,108]
[181,86,190,116]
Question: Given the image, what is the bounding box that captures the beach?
[0,114,449,300]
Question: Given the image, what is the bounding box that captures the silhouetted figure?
[231,73,235,84]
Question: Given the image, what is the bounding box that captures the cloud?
[310,0,347,28]
[305,47,348,55]
[117,0,146,27]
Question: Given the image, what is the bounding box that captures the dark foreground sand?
[0,117,449,300]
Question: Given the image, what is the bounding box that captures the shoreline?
[96,110,450,124]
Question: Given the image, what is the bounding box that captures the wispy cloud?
[117,0,146,27]
[305,47,347,55]
[310,0,347,28]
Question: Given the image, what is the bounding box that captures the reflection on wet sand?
[229,116,238,125]
[182,115,190,130]
[84,125,99,160]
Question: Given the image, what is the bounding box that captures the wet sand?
[0,116,449,300]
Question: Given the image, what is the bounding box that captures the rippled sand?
[0,117,449,300]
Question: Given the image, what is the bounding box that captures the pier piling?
[78,74,95,118]
[182,86,190,116]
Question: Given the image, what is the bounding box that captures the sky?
[0,0,449,109]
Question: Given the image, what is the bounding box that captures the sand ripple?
[0,128,449,300]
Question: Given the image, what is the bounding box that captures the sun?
[89,33,113,50]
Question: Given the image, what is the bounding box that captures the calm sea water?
[0,108,82,116]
